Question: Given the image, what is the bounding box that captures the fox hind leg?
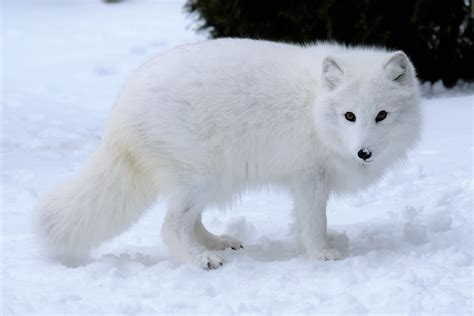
[161,191,225,269]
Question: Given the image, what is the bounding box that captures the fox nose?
[358,148,372,161]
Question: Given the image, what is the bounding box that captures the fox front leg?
[292,174,343,260]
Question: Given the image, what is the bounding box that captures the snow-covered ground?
[2,1,473,314]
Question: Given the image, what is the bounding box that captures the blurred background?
[184,0,474,87]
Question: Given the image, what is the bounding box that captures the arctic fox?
[37,39,421,269]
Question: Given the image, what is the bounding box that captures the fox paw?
[215,234,244,251]
[197,251,224,270]
[310,248,344,261]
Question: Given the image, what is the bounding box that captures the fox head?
[314,49,421,168]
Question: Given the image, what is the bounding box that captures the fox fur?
[36,39,421,269]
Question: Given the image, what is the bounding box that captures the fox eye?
[345,112,356,122]
[375,110,388,122]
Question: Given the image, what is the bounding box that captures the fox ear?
[322,57,344,90]
[384,51,411,84]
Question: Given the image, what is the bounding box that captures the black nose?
[358,149,372,160]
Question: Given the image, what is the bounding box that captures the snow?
[2,1,473,314]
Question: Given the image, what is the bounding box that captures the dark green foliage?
[185,0,474,86]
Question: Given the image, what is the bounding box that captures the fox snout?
[357,148,372,162]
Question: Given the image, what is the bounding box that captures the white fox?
[37,39,421,269]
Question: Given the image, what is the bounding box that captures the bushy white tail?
[36,145,157,266]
